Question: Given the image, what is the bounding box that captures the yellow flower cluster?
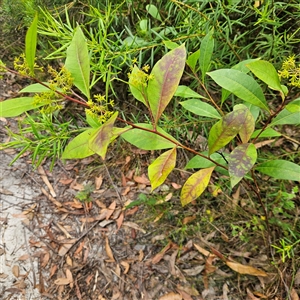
[33,65,74,114]
[13,53,43,76]
[127,60,154,90]
[278,56,300,88]
[86,94,114,124]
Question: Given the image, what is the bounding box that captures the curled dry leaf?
[226,260,267,277]
[159,292,182,300]
[65,268,74,288]
[121,261,130,274]
[105,236,115,262]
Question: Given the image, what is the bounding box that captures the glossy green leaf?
[61,128,96,159]
[65,26,90,99]
[146,4,162,21]
[148,147,177,191]
[163,40,180,50]
[25,13,38,75]
[0,97,46,117]
[246,60,283,92]
[199,29,214,82]
[147,44,186,125]
[88,112,118,160]
[185,151,228,169]
[286,99,300,113]
[187,49,200,72]
[121,123,178,150]
[221,59,260,103]
[180,99,221,119]
[180,167,215,206]
[256,160,300,181]
[235,104,255,143]
[269,108,300,126]
[175,85,205,99]
[85,112,102,128]
[208,69,269,111]
[229,143,257,187]
[251,128,281,138]
[128,65,147,105]
[20,83,52,93]
[208,107,247,155]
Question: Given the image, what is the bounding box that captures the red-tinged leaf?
[148,147,177,191]
[180,167,215,206]
[148,44,186,125]
[89,112,118,160]
[208,106,248,155]
[237,105,255,143]
[226,260,267,277]
[228,143,257,187]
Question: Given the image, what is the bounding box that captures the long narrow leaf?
[147,44,186,125]
[65,26,90,99]
[25,13,38,75]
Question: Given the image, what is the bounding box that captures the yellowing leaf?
[226,260,267,277]
[89,112,118,160]
[180,167,215,206]
[148,147,177,191]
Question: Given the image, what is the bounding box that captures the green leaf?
[175,85,205,99]
[65,26,90,99]
[25,13,38,75]
[146,4,162,21]
[208,69,269,111]
[128,65,147,105]
[185,152,228,169]
[147,44,186,125]
[163,40,180,50]
[246,60,283,92]
[85,112,102,128]
[148,147,177,191]
[0,97,45,117]
[208,107,247,155]
[199,29,214,82]
[286,98,300,113]
[121,123,178,150]
[251,128,281,138]
[235,104,255,143]
[61,128,96,159]
[19,83,51,93]
[269,108,300,126]
[229,143,257,187]
[221,59,260,103]
[187,49,200,72]
[256,160,300,181]
[180,167,215,206]
[180,99,221,119]
[88,112,118,160]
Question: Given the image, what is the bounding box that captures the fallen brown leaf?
[54,278,71,285]
[133,174,150,185]
[159,292,182,300]
[18,254,30,261]
[120,261,130,274]
[41,252,50,268]
[291,288,300,300]
[105,236,115,262]
[12,265,19,278]
[95,175,103,190]
[66,268,73,288]
[38,165,56,197]
[246,288,261,300]
[182,216,196,225]
[226,260,267,277]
